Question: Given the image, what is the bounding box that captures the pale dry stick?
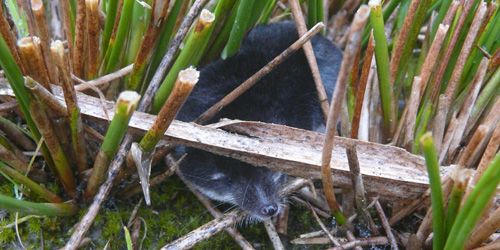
[328,237,390,250]
[290,196,331,218]
[73,0,86,78]
[64,2,209,248]
[345,230,362,250]
[351,33,374,139]
[329,10,347,41]
[306,202,341,247]
[447,57,489,158]
[389,0,421,83]
[443,2,487,103]
[162,178,309,250]
[71,73,111,121]
[346,142,379,234]
[439,115,459,163]
[18,37,51,89]
[432,95,449,157]
[404,77,423,151]
[31,0,58,85]
[85,0,100,79]
[375,200,398,250]
[194,22,325,125]
[264,219,285,250]
[59,0,74,71]
[321,5,369,221]
[466,206,500,249]
[392,20,452,144]
[275,204,289,235]
[73,64,134,91]
[289,0,330,122]
[173,156,255,250]
[358,58,376,141]
[417,24,450,97]
[429,0,476,101]
[0,7,27,74]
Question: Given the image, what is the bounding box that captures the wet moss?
[1,175,336,249]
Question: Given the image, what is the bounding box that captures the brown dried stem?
[0,143,29,172]
[375,201,398,249]
[60,0,74,71]
[289,0,330,122]
[73,0,87,78]
[18,37,50,89]
[0,7,27,74]
[466,205,500,249]
[85,0,100,79]
[351,33,374,139]
[31,0,58,85]
[442,1,487,103]
[321,5,369,222]
[52,40,88,175]
[0,117,36,150]
[430,0,476,101]
[194,22,325,125]
[389,0,421,83]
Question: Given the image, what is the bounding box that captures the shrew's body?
[176,21,342,221]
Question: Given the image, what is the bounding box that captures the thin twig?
[264,219,284,250]
[73,64,134,91]
[306,202,341,246]
[375,201,398,249]
[290,0,330,122]
[328,237,390,250]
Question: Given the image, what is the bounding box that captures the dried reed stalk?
[52,40,88,175]
[467,205,500,249]
[18,37,50,89]
[321,5,369,224]
[31,0,58,85]
[85,0,100,79]
[375,200,398,249]
[59,0,74,70]
[442,2,487,102]
[264,219,285,250]
[404,77,423,151]
[127,0,171,90]
[290,0,330,121]
[329,237,390,250]
[73,0,87,78]
[389,0,421,83]
[74,64,134,91]
[430,0,476,101]
[0,143,29,173]
[0,7,27,74]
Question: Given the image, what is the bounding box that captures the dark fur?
[176,22,342,221]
